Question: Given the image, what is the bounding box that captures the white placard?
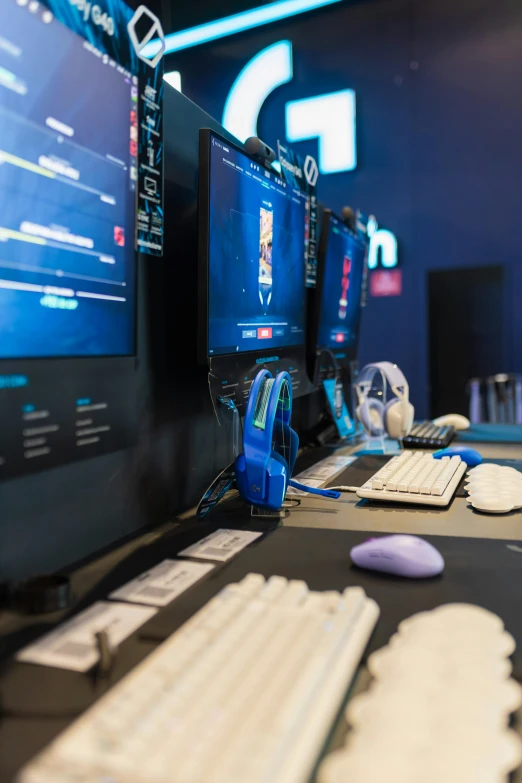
[321,455,357,469]
[294,455,356,483]
[178,529,263,562]
[16,601,157,672]
[110,559,214,607]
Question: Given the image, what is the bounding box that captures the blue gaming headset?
[235,370,341,510]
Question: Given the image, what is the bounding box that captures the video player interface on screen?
[207,133,308,357]
[0,1,137,359]
[318,213,365,351]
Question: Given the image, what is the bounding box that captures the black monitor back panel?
[1,87,321,583]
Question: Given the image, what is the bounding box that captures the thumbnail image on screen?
[317,213,366,351]
[258,207,273,312]
[0,1,137,359]
[206,132,308,356]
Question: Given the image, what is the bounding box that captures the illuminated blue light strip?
[223,41,293,143]
[141,0,342,57]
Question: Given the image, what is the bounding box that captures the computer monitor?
[0,2,137,359]
[314,209,366,362]
[198,129,308,361]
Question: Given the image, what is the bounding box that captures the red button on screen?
[258,328,273,339]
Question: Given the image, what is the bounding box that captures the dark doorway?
[428,266,506,417]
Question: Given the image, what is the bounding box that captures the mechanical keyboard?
[319,603,522,782]
[18,574,379,783]
[402,420,455,449]
[357,450,466,506]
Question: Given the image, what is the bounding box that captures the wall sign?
[222,41,356,176]
[367,216,398,269]
[370,269,403,297]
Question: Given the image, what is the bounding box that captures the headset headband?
[356,362,408,400]
[243,370,292,498]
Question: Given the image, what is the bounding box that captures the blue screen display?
[207,133,308,356]
[0,1,137,359]
[317,213,365,351]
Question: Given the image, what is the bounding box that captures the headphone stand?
[250,505,287,519]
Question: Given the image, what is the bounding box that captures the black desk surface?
[2,524,522,781]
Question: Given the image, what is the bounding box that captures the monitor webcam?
[244,136,277,167]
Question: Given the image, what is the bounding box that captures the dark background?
[161,0,521,417]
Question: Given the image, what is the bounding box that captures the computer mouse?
[432,413,470,431]
[433,445,483,466]
[350,535,445,578]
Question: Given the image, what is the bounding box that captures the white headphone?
[355,362,414,439]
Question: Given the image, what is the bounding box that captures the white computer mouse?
[433,413,470,431]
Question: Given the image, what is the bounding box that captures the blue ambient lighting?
[141,0,342,56]
[223,41,293,143]
[286,89,357,174]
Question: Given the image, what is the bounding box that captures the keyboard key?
[357,452,466,507]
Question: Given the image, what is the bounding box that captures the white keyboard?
[357,450,466,506]
[319,603,522,783]
[18,574,379,783]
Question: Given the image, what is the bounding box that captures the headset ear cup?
[269,451,290,506]
[404,401,415,436]
[234,453,250,502]
[383,399,402,439]
[357,398,385,437]
[287,426,299,476]
[384,399,415,439]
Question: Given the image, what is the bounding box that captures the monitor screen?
[0,2,137,359]
[317,212,365,351]
[205,132,308,357]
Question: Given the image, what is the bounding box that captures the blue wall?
[169,0,522,417]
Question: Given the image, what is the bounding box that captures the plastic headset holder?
[195,396,240,519]
[354,365,389,454]
[250,504,287,519]
[217,395,240,458]
[307,350,355,447]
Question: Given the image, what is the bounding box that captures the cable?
[282,497,302,508]
[327,486,359,493]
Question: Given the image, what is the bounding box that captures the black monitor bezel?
[197,127,308,364]
[312,208,365,364]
